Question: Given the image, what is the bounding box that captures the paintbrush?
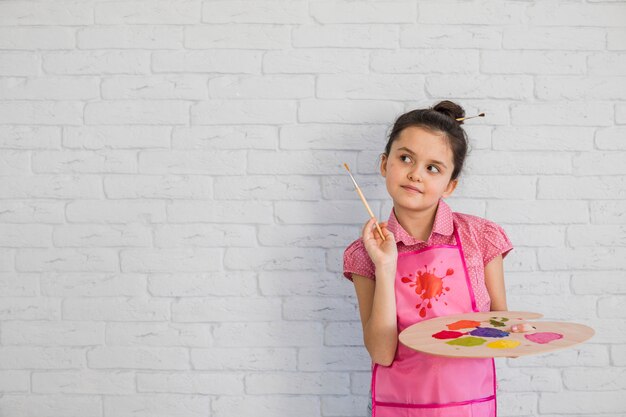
[343,163,385,241]
[456,112,485,122]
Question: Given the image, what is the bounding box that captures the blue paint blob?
[469,327,509,338]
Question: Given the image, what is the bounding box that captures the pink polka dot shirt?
[343,198,513,312]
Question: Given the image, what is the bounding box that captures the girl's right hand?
[361,217,397,270]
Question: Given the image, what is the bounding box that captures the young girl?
[343,100,513,417]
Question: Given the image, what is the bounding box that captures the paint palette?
[399,311,595,358]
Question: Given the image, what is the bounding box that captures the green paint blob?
[489,319,506,327]
[446,336,487,347]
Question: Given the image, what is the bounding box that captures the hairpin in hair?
[456,112,485,122]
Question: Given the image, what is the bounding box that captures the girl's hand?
[361,218,397,270]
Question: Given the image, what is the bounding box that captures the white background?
[0,0,625,416]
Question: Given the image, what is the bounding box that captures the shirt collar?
[387,198,454,245]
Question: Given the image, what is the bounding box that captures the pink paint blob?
[525,332,563,344]
[432,330,464,340]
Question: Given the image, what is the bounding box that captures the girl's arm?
[353,268,398,366]
[484,254,508,311]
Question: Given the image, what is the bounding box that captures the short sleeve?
[343,238,376,282]
[481,220,513,267]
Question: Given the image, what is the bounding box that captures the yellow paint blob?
[487,339,521,349]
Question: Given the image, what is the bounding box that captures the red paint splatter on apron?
[401,266,453,317]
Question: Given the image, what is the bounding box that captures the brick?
[540,391,626,414]
[66,200,166,223]
[280,124,387,150]
[465,150,571,175]
[527,2,626,26]
[538,247,626,270]
[102,75,207,99]
[591,201,626,224]
[213,395,318,417]
[103,175,211,199]
[120,248,220,272]
[325,322,362,346]
[299,347,370,371]
[317,74,426,100]
[497,368,562,392]
[0,52,40,75]
[154,223,255,247]
[104,395,209,417]
[192,347,296,371]
[248,150,356,175]
[452,176,535,199]
[264,49,368,74]
[0,150,29,174]
[589,52,626,75]
[246,372,349,394]
[191,100,296,125]
[1,321,102,346]
[608,28,626,50]
[185,25,290,49]
[85,101,189,125]
[0,394,101,417]
[173,125,277,150]
[371,49,479,74]
[0,126,60,149]
[512,102,612,126]
[224,247,326,271]
[0,101,83,125]
[482,50,586,74]
[493,126,594,151]
[213,322,323,347]
[203,1,309,23]
[572,271,626,294]
[0,1,93,25]
[88,347,189,369]
[43,51,150,75]
[0,297,61,320]
[505,272,570,296]
[0,200,63,223]
[32,370,134,394]
[107,322,213,347]
[167,201,273,223]
[427,75,533,99]
[400,26,499,49]
[0,371,29,392]
[40,273,146,297]
[419,1,525,24]
[0,347,85,369]
[537,76,626,100]
[538,176,626,199]
[64,126,171,150]
[598,296,626,318]
[138,150,245,175]
[153,50,262,74]
[78,26,182,49]
[32,150,136,173]
[215,175,321,200]
[299,99,404,123]
[275,201,378,224]
[311,1,415,23]
[137,372,242,394]
[596,127,626,150]
[293,24,398,48]
[52,223,151,247]
[148,272,257,297]
[259,271,353,297]
[504,27,605,50]
[209,74,313,99]
[258,224,356,247]
[0,273,38,296]
[0,27,74,49]
[16,248,117,272]
[486,200,587,224]
[95,1,200,24]
[64,297,170,321]
[568,225,626,247]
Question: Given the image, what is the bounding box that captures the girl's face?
[380,126,458,213]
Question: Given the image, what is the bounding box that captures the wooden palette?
[399,311,595,358]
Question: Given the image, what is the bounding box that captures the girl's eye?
[400,155,412,163]
[427,165,440,173]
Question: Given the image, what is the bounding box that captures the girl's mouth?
[402,185,423,194]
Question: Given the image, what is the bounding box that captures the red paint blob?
[432,330,465,339]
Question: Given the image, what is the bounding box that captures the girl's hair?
[383,100,469,181]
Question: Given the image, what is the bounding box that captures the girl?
[343,100,513,417]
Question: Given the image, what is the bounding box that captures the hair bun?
[432,100,465,124]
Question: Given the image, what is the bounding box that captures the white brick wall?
[0,1,624,416]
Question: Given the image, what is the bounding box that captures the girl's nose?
[408,168,421,182]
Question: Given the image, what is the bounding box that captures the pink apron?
[371,227,496,417]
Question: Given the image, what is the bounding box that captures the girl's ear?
[380,153,388,177]
[442,178,458,198]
